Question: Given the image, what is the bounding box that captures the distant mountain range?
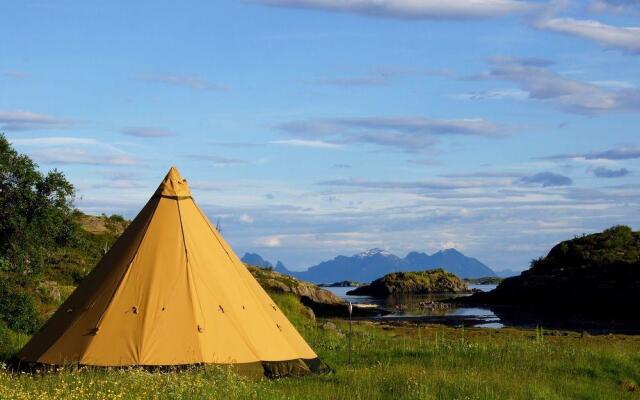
[240,253,290,274]
[241,248,504,283]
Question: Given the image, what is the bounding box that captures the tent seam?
[176,197,205,361]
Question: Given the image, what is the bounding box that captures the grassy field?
[1,293,639,400]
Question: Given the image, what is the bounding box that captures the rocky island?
[347,269,470,297]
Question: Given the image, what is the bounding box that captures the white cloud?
[441,240,465,250]
[587,1,638,14]
[532,1,640,53]
[270,139,342,149]
[0,110,74,131]
[278,116,508,153]
[317,177,514,191]
[482,57,640,114]
[314,66,452,87]
[255,0,536,20]
[535,17,640,53]
[541,146,640,161]
[454,89,529,101]
[10,137,98,146]
[121,127,175,138]
[315,74,389,86]
[29,148,138,166]
[186,154,247,166]
[239,214,255,224]
[10,136,138,166]
[136,74,229,92]
[589,80,637,89]
[255,235,282,247]
[4,70,31,79]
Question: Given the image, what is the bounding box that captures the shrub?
[0,277,42,334]
[108,214,125,223]
[0,133,78,332]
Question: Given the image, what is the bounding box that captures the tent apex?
[168,165,183,178]
[154,166,191,197]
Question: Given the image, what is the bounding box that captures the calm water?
[325,284,503,328]
[325,285,640,333]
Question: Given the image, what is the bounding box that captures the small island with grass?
[318,281,363,287]
[464,277,504,285]
[347,269,470,297]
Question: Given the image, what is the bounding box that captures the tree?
[0,133,77,332]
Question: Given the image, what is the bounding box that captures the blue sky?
[2,0,639,272]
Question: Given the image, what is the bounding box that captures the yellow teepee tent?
[17,167,327,377]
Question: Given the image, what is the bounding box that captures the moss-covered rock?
[347,269,469,297]
[246,265,344,306]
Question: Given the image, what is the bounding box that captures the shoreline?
[326,300,640,335]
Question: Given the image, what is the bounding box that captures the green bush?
[0,133,76,278]
[0,133,79,333]
[108,214,125,223]
[0,277,42,334]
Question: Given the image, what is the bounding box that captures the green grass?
[1,293,639,399]
[0,321,30,361]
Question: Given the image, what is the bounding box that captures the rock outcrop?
[466,225,640,313]
[246,265,346,315]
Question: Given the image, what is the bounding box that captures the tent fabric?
[17,167,326,376]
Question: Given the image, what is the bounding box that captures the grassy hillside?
[44,212,128,286]
[0,211,128,336]
[535,225,639,270]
